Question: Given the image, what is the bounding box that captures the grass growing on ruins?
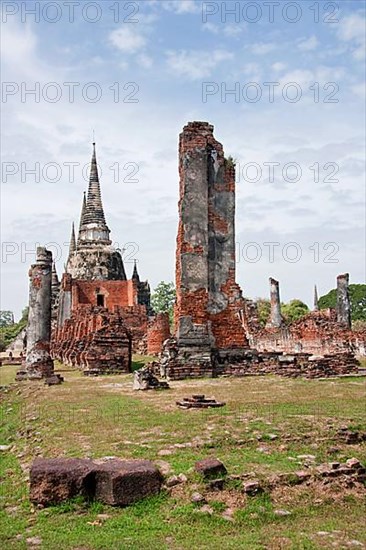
[1,361,365,549]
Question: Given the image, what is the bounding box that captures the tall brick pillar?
[164,121,248,379]
[267,278,283,328]
[175,122,212,347]
[22,247,54,379]
[336,273,351,328]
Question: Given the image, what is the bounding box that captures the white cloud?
[279,69,314,88]
[272,62,287,72]
[162,0,200,14]
[297,35,319,51]
[166,49,233,80]
[108,14,157,68]
[202,22,219,34]
[278,66,345,90]
[336,12,366,60]
[351,82,366,99]
[202,22,245,37]
[137,53,153,68]
[251,42,276,55]
[223,24,246,38]
[109,26,146,53]
[242,63,261,81]
[0,20,37,64]
[243,63,260,74]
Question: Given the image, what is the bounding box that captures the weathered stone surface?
[165,475,181,488]
[346,458,362,469]
[45,374,64,386]
[177,395,225,408]
[266,278,283,328]
[93,459,163,506]
[22,247,54,380]
[133,366,169,391]
[242,480,262,495]
[154,460,171,475]
[336,429,366,444]
[30,458,163,507]
[191,492,205,504]
[30,458,94,505]
[337,273,351,328]
[208,478,225,490]
[294,471,311,483]
[194,458,227,479]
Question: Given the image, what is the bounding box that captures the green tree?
[255,298,309,326]
[21,307,29,322]
[318,284,366,322]
[281,299,309,323]
[151,282,176,324]
[0,311,14,327]
[256,298,271,327]
[0,308,28,352]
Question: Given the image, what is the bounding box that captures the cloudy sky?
[1,0,365,319]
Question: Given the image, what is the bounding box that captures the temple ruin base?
[155,339,360,380]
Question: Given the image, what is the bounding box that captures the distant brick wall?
[241,305,366,356]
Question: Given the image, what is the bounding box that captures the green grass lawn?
[1,360,365,549]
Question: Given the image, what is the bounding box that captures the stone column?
[336,273,351,328]
[267,278,282,328]
[23,247,54,378]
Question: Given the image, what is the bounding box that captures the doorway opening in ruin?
[96,294,105,307]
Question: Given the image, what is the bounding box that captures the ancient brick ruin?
[48,143,165,375]
[241,276,365,357]
[158,122,365,380]
[146,312,171,356]
[22,124,365,379]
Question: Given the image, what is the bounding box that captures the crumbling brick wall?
[147,313,171,356]
[241,304,366,356]
[52,305,131,373]
[55,277,149,355]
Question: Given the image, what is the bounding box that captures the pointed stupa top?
[79,192,87,231]
[51,261,59,286]
[314,284,319,311]
[83,143,107,226]
[69,222,76,256]
[132,259,140,282]
[77,143,111,245]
